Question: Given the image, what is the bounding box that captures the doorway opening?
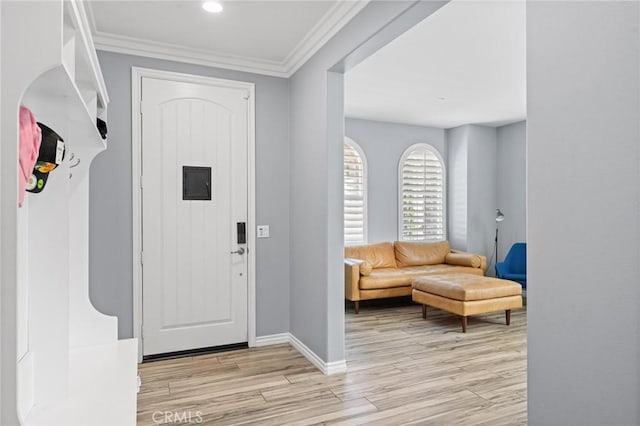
[339,1,527,420]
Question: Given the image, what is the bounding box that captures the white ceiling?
[88,0,525,127]
[344,0,526,129]
[86,0,368,77]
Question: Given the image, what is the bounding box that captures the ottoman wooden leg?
[355,301,360,314]
[422,304,427,319]
[506,309,511,326]
[461,316,468,333]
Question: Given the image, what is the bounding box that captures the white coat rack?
[0,1,138,424]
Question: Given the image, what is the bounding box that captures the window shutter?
[344,142,366,245]
[400,147,445,241]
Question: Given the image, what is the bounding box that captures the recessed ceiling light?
[202,1,223,13]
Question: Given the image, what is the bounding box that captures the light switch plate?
[257,225,270,238]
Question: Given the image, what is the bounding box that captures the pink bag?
[18,106,42,206]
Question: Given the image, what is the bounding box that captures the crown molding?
[282,0,370,75]
[93,32,289,77]
[86,0,370,78]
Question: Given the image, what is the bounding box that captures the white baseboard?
[287,333,327,374]
[253,333,347,375]
[254,333,290,347]
[325,359,348,375]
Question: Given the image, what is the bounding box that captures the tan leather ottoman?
[412,274,523,332]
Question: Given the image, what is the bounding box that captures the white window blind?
[344,140,367,245]
[399,145,445,241]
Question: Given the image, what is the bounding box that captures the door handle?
[230,247,245,255]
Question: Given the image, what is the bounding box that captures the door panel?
[141,77,248,356]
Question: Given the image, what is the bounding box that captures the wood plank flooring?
[137,300,527,425]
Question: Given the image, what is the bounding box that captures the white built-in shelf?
[62,0,109,119]
[25,67,105,152]
[25,340,138,426]
[1,1,137,424]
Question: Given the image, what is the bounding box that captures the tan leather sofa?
[345,241,486,313]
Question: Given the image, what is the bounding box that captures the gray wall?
[496,121,526,262]
[446,124,497,263]
[466,125,497,260]
[343,118,520,271]
[345,118,446,243]
[289,1,447,362]
[89,51,290,338]
[447,126,468,251]
[527,2,640,424]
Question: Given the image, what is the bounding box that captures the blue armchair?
[495,243,527,289]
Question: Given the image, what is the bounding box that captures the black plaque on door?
[183,166,211,200]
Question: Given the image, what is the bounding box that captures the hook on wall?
[70,155,81,169]
[69,153,80,179]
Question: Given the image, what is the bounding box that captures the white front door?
[141,76,248,356]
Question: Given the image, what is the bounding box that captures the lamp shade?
[496,209,505,222]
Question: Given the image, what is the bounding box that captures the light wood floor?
[138,300,527,425]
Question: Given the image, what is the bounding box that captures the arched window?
[398,144,446,241]
[344,138,367,245]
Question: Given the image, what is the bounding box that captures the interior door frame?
[131,67,256,362]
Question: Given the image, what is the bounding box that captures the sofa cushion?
[360,261,373,276]
[394,240,451,267]
[345,242,397,269]
[445,252,481,268]
[359,264,483,290]
[400,265,484,276]
[359,268,410,289]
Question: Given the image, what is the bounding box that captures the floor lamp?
[495,209,505,264]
